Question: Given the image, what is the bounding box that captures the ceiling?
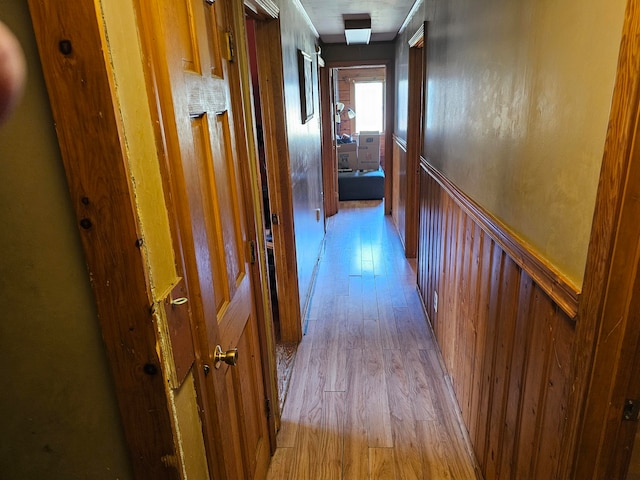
[297,0,417,44]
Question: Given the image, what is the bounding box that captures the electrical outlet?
[433,291,438,313]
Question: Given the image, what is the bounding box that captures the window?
[354,81,384,133]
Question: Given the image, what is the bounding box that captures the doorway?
[27,0,275,477]
[333,66,387,170]
[396,23,425,259]
[332,65,389,210]
[245,12,301,414]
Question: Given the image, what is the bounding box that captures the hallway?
[266,201,480,479]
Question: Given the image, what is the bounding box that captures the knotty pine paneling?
[417,160,575,479]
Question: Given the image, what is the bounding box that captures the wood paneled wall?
[417,159,578,479]
[276,0,325,328]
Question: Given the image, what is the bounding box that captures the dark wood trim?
[255,18,303,343]
[384,62,395,216]
[27,2,179,478]
[394,134,408,150]
[403,37,424,258]
[566,0,640,477]
[232,0,279,452]
[422,159,580,319]
[320,62,338,217]
[391,136,408,253]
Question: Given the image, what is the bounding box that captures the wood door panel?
[234,318,268,476]
[222,369,245,479]
[219,315,269,479]
[144,0,270,477]
[190,110,248,333]
[211,110,245,292]
[216,280,252,348]
[175,0,198,72]
[203,0,224,78]
[190,115,229,314]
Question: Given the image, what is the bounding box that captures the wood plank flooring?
[267,200,481,479]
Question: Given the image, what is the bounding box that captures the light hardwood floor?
[267,200,481,479]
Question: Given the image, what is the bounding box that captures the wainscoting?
[417,158,580,479]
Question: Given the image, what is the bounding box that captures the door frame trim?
[235,0,281,450]
[253,15,304,344]
[320,58,339,217]
[565,1,640,477]
[27,2,180,478]
[324,60,395,215]
[402,22,426,258]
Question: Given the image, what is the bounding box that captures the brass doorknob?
[214,345,238,369]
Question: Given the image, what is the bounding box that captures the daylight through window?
[354,82,383,133]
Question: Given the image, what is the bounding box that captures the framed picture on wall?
[298,49,314,123]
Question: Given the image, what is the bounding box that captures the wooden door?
[252,17,303,344]
[320,63,338,217]
[143,0,270,478]
[402,25,425,258]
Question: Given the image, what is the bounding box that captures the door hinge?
[249,240,256,264]
[623,399,640,420]
[264,397,271,419]
[223,31,235,63]
[271,213,280,225]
